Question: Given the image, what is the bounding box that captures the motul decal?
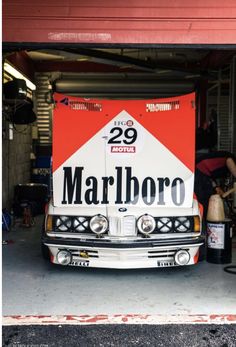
[111,146,136,153]
[53,93,195,208]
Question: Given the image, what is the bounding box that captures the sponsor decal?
[157,261,176,267]
[69,260,90,267]
[61,166,185,206]
[111,146,136,153]
[59,97,102,111]
[113,120,134,127]
[146,101,180,112]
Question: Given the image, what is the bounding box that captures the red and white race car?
[42,92,204,269]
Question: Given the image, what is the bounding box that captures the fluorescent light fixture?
[4,62,36,91]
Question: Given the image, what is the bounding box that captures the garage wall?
[3,0,236,44]
[2,125,32,210]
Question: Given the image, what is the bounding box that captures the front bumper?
[43,235,204,269]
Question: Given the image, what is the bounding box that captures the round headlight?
[137,214,156,235]
[157,217,172,233]
[56,216,71,231]
[90,215,108,235]
[174,217,191,232]
[73,217,89,232]
[174,250,190,266]
[57,250,72,265]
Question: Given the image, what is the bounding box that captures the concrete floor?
[2,215,236,317]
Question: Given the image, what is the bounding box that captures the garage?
[2,1,236,346]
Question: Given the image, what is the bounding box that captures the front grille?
[153,216,194,234]
[54,216,92,233]
[53,215,195,235]
[148,248,190,259]
[70,250,99,258]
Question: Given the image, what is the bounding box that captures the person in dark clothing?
[194,151,236,216]
[196,151,236,180]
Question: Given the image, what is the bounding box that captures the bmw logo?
[119,208,127,212]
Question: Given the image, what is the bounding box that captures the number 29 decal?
[108,127,137,145]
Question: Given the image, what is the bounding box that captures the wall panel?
[3,1,236,44]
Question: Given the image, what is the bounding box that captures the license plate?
[69,260,90,267]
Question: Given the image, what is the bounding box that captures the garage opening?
[2,45,236,318]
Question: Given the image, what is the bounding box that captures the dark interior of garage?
[2,46,236,213]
